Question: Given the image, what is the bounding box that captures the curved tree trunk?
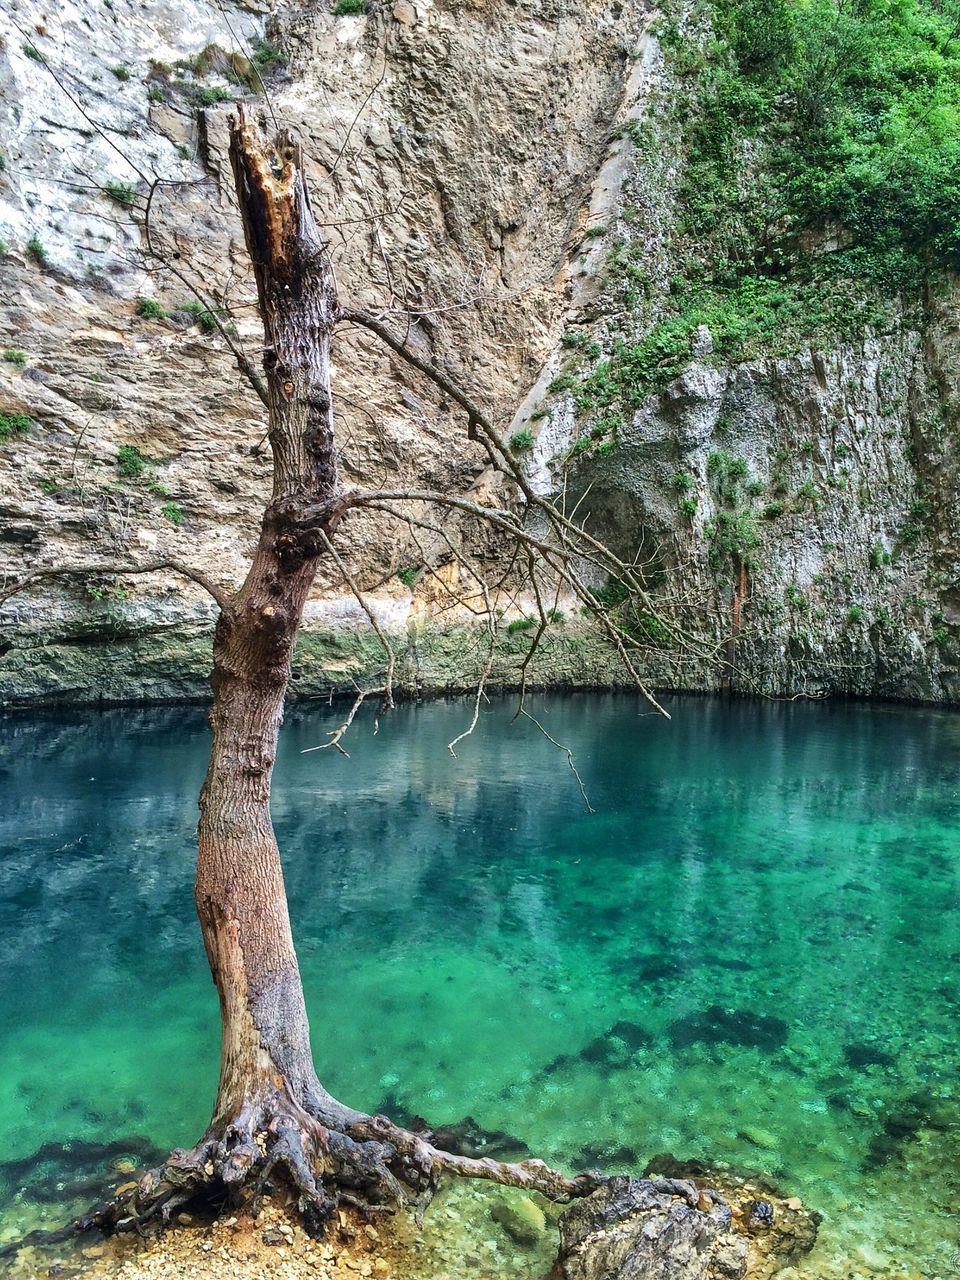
[75,109,600,1240]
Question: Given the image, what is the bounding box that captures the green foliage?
[548,372,576,394]
[396,567,417,589]
[506,616,537,634]
[679,496,697,517]
[251,37,287,72]
[869,542,892,568]
[588,581,631,610]
[103,180,135,208]
[3,348,26,368]
[37,477,59,494]
[590,0,960,422]
[111,65,131,81]
[333,0,367,13]
[794,479,818,505]
[672,470,694,493]
[707,450,749,503]
[595,439,616,457]
[136,297,165,319]
[0,413,30,442]
[705,509,759,570]
[180,300,219,333]
[762,500,784,519]
[116,444,148,478]
[510,428,536,452]
[547,608,566,624]
[846,604,866,623]
[195,85,233,106]
[585,225,607,239]
[785,583,806,610]
[22,43,41,61]
[26,235,47,265]
[160,501,184,526]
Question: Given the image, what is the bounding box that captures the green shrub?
[679,497,697,517]
[117,444,147,478]
[396,567,417,588]
[195,85,234,106]
[22,44,41,61]
[704,509,759,570]
[334,0,367,13]
[595,439,616,457]
[111,65,131,81]
[846,605,865,623]
[548,372,576,395]
[510,428,536,452]
[785,584,806,610]
[26,235,47,265]
[180,300,219,333]
[547,608,566,624]
[506,616,537,634]
[136,297,166,319]
[160,501,184,525]
[762,501,784,519]
[0,413,30,441]
[251,37,287,71]
[672,470,694,493]
[103,180,135,208]
[869,542,891,568]
[3,349,26,368]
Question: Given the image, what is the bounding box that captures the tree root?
[51,1086,605,1251]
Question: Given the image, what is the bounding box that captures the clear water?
[1,694,959,1278]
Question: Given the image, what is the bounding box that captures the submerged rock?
[551,1176,747,1280]
[491,1194,547,1245]
[668,1006,788,1052]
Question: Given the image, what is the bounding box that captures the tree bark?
[72,109,601,1241]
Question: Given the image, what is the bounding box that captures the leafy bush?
[117,444,147,478]
[195,86,234,106]
[180,300,219,333]
[0,413,30,442]
[333,0,367,13]
[506,616,537,634]
[22,44,41,61]
[396,567,417,588]
[103,180,135,208]
[161,501,184,526]
[26,235,47,265]
[111,65,131,81]
[510,428,536,452]
[136,297,166,319]
[3,349,26,367]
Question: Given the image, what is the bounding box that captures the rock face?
[552,1170,821,1280]
[552,1177,748,1280]
[0,0,958,705]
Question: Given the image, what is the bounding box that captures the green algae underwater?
[0,693,959,1278]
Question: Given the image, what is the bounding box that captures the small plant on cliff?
[506,616,537,634]
[103,180,135,208]
[111,65,131,81]
[136,297,166,319]
[0,413,30,442]
[195,85,234,106]
[672,471,694,493]
[333,0,368,14]
[116,445,148,478]
[26,234,47,265]
[846,605,865,623]
[3,348,26,367]
[396,567,417,589]
[22,43,41,61]
[510,428,536,452]
[179,300,220,333]
[161,501,184,526]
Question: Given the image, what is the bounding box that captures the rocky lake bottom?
[0,693,958,1279]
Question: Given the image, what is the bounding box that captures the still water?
[0,694,958,1277]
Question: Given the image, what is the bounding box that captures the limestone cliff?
[0,0,956,704]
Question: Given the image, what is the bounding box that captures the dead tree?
[0,103,726,1239]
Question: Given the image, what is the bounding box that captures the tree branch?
[0,560,233,611]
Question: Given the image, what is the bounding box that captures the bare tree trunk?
[70,110,600,1240]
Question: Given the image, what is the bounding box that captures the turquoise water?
[1,694,960,1277]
